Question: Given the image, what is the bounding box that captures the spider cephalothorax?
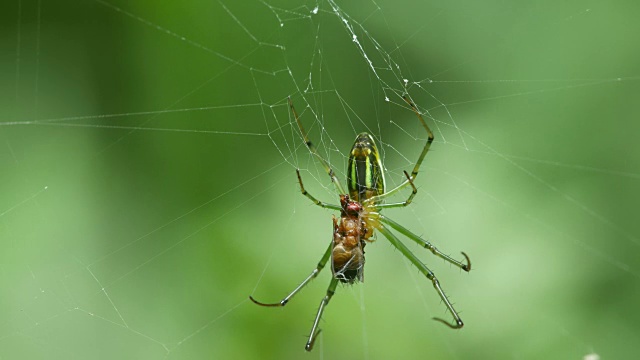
[250,96,471,352]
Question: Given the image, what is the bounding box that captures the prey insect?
[250,96,471,351]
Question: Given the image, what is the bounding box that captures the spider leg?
[296,169,341,211]
[364,95,433,206]
[305,278,339,351]
[374,171,417,209]
[380,215,471,272]
[362,176,411,205]
[402,94,434,180]
[250,242,332,307]
[289,97,347,195]
[378,225,464,329]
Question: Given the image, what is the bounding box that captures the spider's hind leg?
[296,169,341,211]
[289,97,346,195]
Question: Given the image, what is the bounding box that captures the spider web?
[1,0,639,359]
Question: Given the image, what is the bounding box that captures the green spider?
[250,95,471,351]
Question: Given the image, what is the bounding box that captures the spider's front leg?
[378,225,465,329]
[379,216,471,272]
[374,172,471,272]
[249,241,332,307]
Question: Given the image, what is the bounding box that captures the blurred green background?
[1,0,639,359]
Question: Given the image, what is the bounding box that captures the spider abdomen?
[347,133,385,202]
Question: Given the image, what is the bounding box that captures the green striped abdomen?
[347,133,385,202]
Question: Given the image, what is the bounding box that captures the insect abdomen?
[332,216,365,283]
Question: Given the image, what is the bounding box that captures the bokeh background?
[1,0,639,359]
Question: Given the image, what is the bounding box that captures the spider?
[250,95,471,351]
